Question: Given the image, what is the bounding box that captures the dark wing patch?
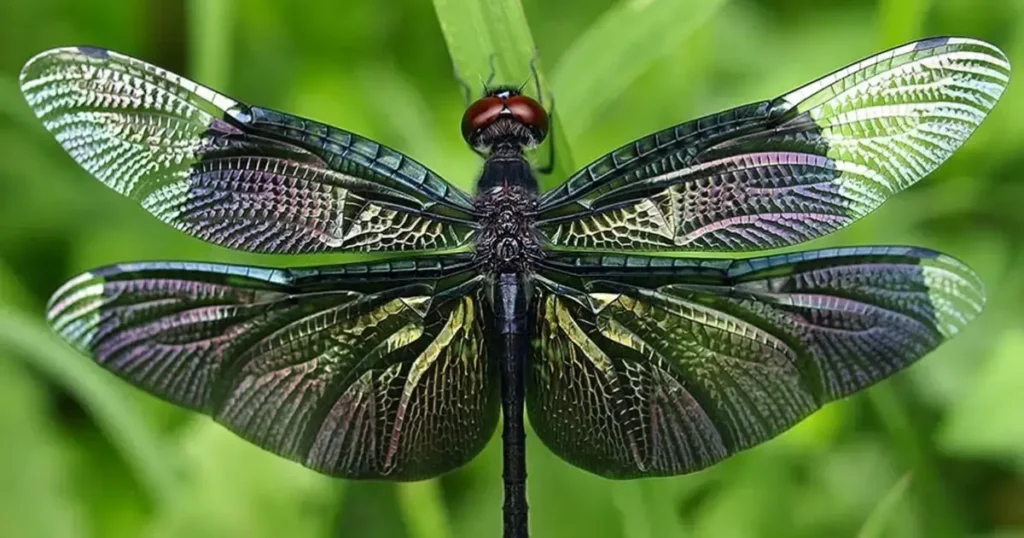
[47,257,498,480]
[528,247,983,477]
[538,38,1010,252]
[20,47,475,254]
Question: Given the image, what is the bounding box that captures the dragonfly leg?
[453,64,474,105]
[535,97,557,175]
[528,50,544,105]
[483,53,498,91]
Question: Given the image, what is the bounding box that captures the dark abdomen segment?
[494,273,530,538]
[477,155,539,537]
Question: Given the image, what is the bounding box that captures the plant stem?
[186,0,233,88]
[431,0,575,186]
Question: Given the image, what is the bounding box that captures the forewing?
[21,47,475,254]
[529,247,983,477]
[539,37,1009,252]
[47,257,497,480]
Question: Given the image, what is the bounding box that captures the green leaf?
[868,384,965,538]
[0,307,180,506]
[551,0,728,139]
[876,0,931,48]
[856,473,913,538]
[186,0,234,89]
[0,359,82,538]
[398,480,452,538]
[940,329,1024,461]
[613,482,652,538]
[431,0,533,86]
[430,0,575,186]
[144,420,343,538]
[0,73,39,130]
[0,259,32,310]
[525,430,630,538]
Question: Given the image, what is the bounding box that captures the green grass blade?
[551,0,728,139]
[187,0,234,88]
[398,480,452,538]
[431,0,533,86]
[877,0,931,47]
[430,0,575,187]
[613,482,652,538]
[857,473,913,538]
[143,420,344,538]
[939,329,1024,459]
[868,384,964,538]
[0,307,180,506]
[0,358,82,538]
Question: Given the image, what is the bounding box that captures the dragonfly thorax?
[473,183,542,274]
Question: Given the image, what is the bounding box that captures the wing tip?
[921,252,987,339]
[916,36,1012,88]
[20,45,243,115]
[20,46,118,116]
[46,270,106,352]
[776,35,1012,114]
[941,36,1011,66]
[46,270,97,314]
[20,46,106,84]
[890,36,1010,72]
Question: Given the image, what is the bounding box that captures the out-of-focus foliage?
[1,0,1023,537]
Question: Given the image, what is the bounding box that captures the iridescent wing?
[47,256,497,480]
[529,247,983,477]
[538,37,1010,252]
[20,47,475,254]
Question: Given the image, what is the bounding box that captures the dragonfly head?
[461,87,549,151]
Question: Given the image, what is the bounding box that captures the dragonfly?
[21,37,1008,538]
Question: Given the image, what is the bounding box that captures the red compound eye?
[461,93,551,143]
[461,97,504,142]
[505,95,549,140]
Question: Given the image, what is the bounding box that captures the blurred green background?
[1,0,1023,537]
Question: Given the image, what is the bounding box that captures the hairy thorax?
[474,184,543,274]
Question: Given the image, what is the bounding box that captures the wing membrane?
[47,256,497,480]
[529,247,983,477]
[538,37,1010,252]
[20,47,475,254]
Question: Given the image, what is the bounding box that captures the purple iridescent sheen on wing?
[19,47,475,254]
[529,246,983,477]
[46,259,499,480]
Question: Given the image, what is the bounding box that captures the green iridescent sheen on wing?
[537,38,1010,252]
[20,47,475,254]
[528,247,983,478]
[46,257,498,480]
